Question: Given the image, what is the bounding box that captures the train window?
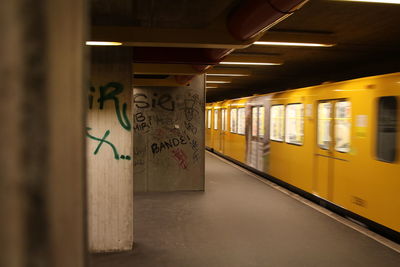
[252,106,265,138]
[237,108,246,135]
[252,107,258,137]
[376,96,398,162]
[230,108,237,133]
[318,102,332,150]
[335,101,351,153]
[221,109,227,131]
[207,109,212,129]
[214,109,219,130]
[224,109,229,131]
[259,107,265,138]
[285,104,304,145]
[270,105,284,142]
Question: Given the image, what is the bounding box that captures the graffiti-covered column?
[133,75,205,192]
[87,47,133,252]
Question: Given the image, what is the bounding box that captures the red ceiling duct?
[227,0,309,41]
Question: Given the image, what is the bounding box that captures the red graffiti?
[172,148,188,169]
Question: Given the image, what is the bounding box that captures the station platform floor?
[91,152,400,267]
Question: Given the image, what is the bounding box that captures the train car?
[206,98,250,163]
[206,72,400,240]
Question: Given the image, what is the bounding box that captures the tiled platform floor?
[91,152,400,267]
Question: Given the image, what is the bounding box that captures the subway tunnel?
[1,0,400,266]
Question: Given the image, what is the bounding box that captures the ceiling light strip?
[336,0,400,4]
[254,41,335,47]
[86,41,123,46]
[206,81,231,84]
[206,73,250,77]
[220,62,282,66]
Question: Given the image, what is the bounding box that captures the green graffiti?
[97,82,131,131]
[86,127,131,161]
[88,85,95,109]
[86,127,120,160]
[120,155,132,160]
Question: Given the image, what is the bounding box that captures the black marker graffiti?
[184,121,197,134]
[133,93,175,111]
[151,134,190,154]
[133,112,151,132]
[190,139,200,162]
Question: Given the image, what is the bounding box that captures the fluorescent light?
[206,81,231,84]
[86,41,123,46]
[229,103,245,106]
[336,0,400,3]
[254,41,335,47]
[206,73,249,77]
[220,62,281,66]
[206,86,218,89]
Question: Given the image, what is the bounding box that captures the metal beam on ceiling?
[91,26,259,49]
[222,54,284,65]
[133,63,200,75]
[134,76,191,87]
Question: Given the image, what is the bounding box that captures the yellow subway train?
[206,72,400,240]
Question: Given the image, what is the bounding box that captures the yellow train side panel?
[307,74,400,232]
[224,98,248,163]
[269,89,314,193]
[345,74,400,232]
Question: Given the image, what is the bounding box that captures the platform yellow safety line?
[206,151,400,254]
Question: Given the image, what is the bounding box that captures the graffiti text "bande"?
[151,135,190,154]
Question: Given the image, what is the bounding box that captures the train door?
[314,100,351,201]
[219,108,227,153]
[249,106,265,171]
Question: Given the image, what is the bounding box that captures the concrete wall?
[0,0,87,266]
[87,47,134,252]
[133,75,205,192]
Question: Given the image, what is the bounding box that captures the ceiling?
[92,0,240,27]
[90,0,400,102]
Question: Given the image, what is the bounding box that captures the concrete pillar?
[87,47,134,252]
[0,0,87,266]
[133,75,205,192]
